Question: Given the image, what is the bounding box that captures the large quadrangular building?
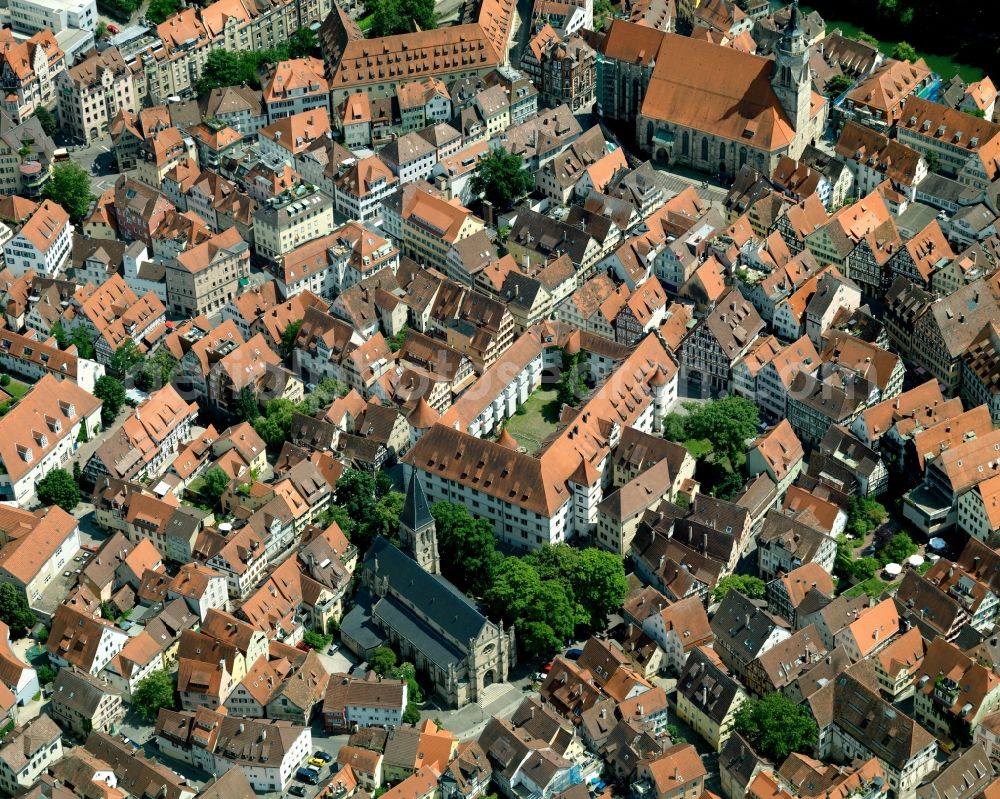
[599,2,826,177]
[342,475,515,708]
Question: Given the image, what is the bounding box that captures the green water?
[800,6,986,83]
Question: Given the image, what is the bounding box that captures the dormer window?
[16,444,32,463]
[33,430,48,448]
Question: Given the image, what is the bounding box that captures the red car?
[542,662,553,673]
[107,23,119,33]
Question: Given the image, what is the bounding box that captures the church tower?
[772,0,812,136]
[399,472,440,575]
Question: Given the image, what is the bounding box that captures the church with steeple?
[340,472,515,708]
[613,0,828,176]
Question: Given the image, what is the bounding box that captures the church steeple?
[399,472,439,574]
[772,0,812,136]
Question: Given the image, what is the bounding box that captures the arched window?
[701,137,709,162]
[719,142,726,161]
[682,131,690,156]
[739,147,747,167]
[646,121,654,142]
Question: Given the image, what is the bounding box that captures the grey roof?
[400,473,432,532]
[711,590,785,661]
[719,732,765,793]
[916,742,994,799]
[373,594,465,669]
[52,669,118,717]
[365,536,490,645]
[675,647,742,725]
[340,590,387,654]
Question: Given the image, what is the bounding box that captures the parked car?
[313,751,333,764]
[565,648,583,660]
[296,766,320,784]
[308,757,326,768]
[532,672,546,682]
[327,645,338,656]
[107,23,119,33]
[289,786,307,796]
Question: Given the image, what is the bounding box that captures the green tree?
[303,630,332,650]
[37,469,80,512]
[571,549,627,629]
[877,531,918,566]
[42,162,95,222]
[133,670,176,720]
[824,74,853,97]
[733,693,819,761]
[327,505,356,540]
[70,326,96,360]
[387,326,408,353]
[367,0,437,36]
[685,396,759,466]
[855,32,880,46]
[336,469,378,523]
[252,397,301,449]
[33,106,57,137]
[402,703,421,725]
[361,491,405,551]
[593,0,613,28]
[94,375,126,425]
[288,27,321,58]
[95,20,108,39]
[966,108,987,118]
[892,41,918,61]
[925,150,941,174]
[371,646,398,675]
[234,386,260,422]
[432,501,501,596]
[197,50,247,94]
[109,340,143,379]
[391,662,424,703]
[135,349,176,392]
[100,601,117,621]
[713,574,766,602]
[852,557,880,581]
[484,557,575,658]
[72,460,83,487]
[0,583,36,639]
[200,467,231,507]
[557,350,587,406]
[280,319,302,360]
[36,665,57,686]
[847,497,887,537]
[470,147,534,211]
[97,0,140,20]
[146,0,182,23]
[662,412,689,442]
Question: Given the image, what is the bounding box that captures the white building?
[8,0,96,33]
[0,716,63,795]
[2,199,72,277]
[0,374,103,506]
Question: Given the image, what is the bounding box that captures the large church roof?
[640,33,797,151]
[364,536,489,644]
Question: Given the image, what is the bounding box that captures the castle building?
[341,474,515,708]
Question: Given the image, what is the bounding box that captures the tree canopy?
[892,41,918,61]
[371,646,397,675]
[280,320,302,360]
[43,163,95,222]
[33,106,57,136]
[134,350,176,393]
[484,557,575,658]
[133,670,176,720]
[432,501,501,596]
[200,467,231,507]
[847,497,887,537]
[734,693,819,761]
[94,375,126,425]
[877,531,918,566]
[0,584,36,639]
[146,0,181,23]
[109,340,143,379]
[470,148,534,211]
[252,398,302,449]
[713,574,766,602]
[684,396,759,465]
[367,0,437,37]
[37,469,80,512]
